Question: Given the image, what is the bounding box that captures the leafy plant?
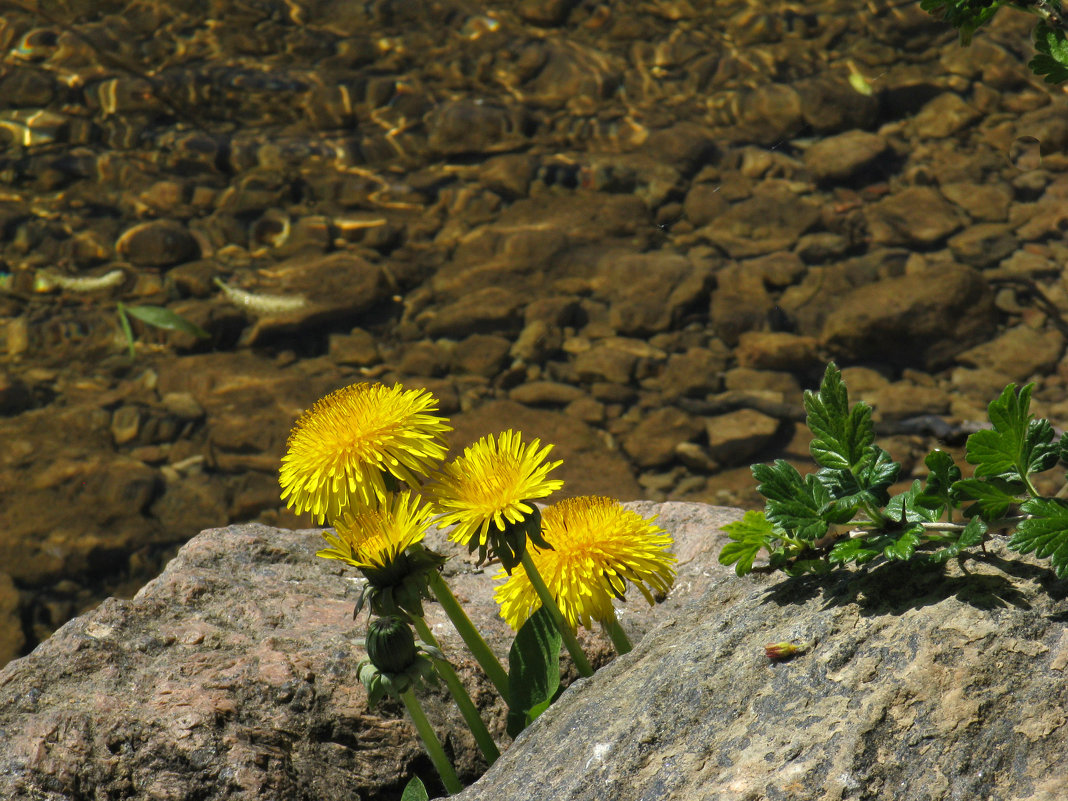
[116,301,209,359]
[720,363,1068,580]
[921,0,1068,83]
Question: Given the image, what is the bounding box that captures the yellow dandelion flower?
[317,491,444,617]
[494,496,676,632]
[427,429,563,566]
[279,382,451,523]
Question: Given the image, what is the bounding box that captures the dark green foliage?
[506,606,562,738]
[921,0,1068,81]
[719,362,1068,584]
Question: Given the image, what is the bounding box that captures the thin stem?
[399,688,463,795]
[410,615,500,765]
[519,551,594,678]
[602,614,633,655]
[425,569,512,705]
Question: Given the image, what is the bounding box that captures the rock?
[803,130,889,184]
[734,331,823,372]
[956,325,1065,383]
[821,265,997,370]
[683,181,729,226]
[644,122,717,175]
[647,346,729,400]
[702,187,821,258]
[0,503,741,800]
[867,381,952,421]
[446,519,1068,801]
[593,252,712,336]
[794,75,878,134]
[621,408,704,469]
[911,92,982,139]
[864,186,964,247]
[115,220,200,268]
[734,83,804,146]
[329,328,380,367]
[709,263,774,346]
[947,223,1018,268]
[939,181,1013,222]
[420,288,525,339]
[704,408,781,466]
[451,335,512,378]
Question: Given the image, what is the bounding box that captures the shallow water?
[0,0,1066,665]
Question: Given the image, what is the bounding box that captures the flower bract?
[494,496,676,632]
[427,429,563,569]
[317,491,444,617]
[279,382,450,523]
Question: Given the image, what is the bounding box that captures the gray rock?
[594,251,713,336]
[702,188,821,258]
[115,220,200,268]
[446,523,1068,801]
[956,324,1065,383]
[621,407,704,469]
[804,130,889,184]
[821,265,996,370]
[864,186,964,247]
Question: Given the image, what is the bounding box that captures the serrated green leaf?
[1029,21,1068,84]
[828,537,882,566]
[965,383,1057,484]
[1011,498,1068,578]
[953,476,1024,520]
[883,525,923,561]
[819,446,900,512]
[916,448,963,514]
[753,460,832,541]
[920,0,1000,44]
[401,776,430,801]
[720,511,778,576]
[805,363,875,471]
[886,480,941,524]
[927,517,987,564]
[122,304,210,338]
[507,606,560,738]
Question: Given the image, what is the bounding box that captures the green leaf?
[965,383,1057,484]
[886,480,941,524]
[927,517,987,564]
[1011,498,1068,578]
[920,0,1000,44]
[116,303,136,359]
[954,476,1024,520]
[828,537,882,566]
[818,446,900,511]
[916,449,962,514]
[753,460,835,541]
[720,511,778,576]
[401,776,430,801]
[1029,21,1068,84]
[883,525,923,561]
[122,304,210,339]
[506,606,561,738]
[805,363,875,471]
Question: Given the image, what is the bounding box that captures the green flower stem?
[399,688,463,795]
[410,615,500,765]
[519,550,594,678]
[602,614,633,655]
[425,569,512,705]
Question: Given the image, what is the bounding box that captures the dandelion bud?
[367,616,418,675]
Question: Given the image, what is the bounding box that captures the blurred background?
[0,0,1067,667]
